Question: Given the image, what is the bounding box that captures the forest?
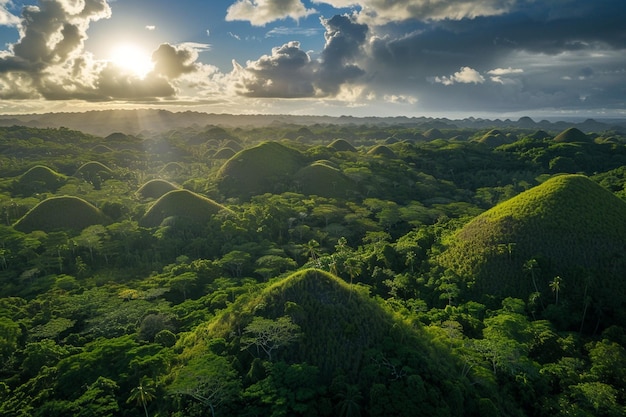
[0,116,625,417]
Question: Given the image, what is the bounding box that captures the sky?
[0,0,624,119]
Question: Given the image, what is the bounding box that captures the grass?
[294,162,357,198]
[217,141,306,199]
[440,174,626,302]
[139,189,231,227]
[13,196,108,233]
[136,179,179,200]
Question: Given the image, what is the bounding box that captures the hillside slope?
[440,174,626,310]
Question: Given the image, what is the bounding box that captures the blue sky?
[0,0,624,119]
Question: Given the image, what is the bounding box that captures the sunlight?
[108,43,154,78]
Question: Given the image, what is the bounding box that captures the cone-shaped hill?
[216,141,306,199]
[367,144,397,158]
[14,165,67,194]
[328,138,357,152]
[294,162,357,199]
[139,189,231,227]
[13,196,109,233]
[440,174,626,312]
[73,161,113,180]
[553,127,592,143]
[136,179,179,200]
[197,269,482,414]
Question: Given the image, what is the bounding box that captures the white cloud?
[314,0,519,24]
[487,67,523,75]
[145,25,156,30]
[226,0,317,26]
[433,67,485,85]
[0,0,20,26]
[384,94,417,104]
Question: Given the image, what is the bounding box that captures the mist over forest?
[1,110,625,417]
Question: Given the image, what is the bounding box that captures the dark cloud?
[362,0,626,113]
[152,43,200,79]
[233,14,367,98]
[233,41,317,97]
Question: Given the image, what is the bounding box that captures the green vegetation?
[0,121,625,417]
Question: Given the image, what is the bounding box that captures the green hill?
[13,196,108,233]
[439,174,626,314]
[294,162,357,198]
[367,145,397,158]
[195,269,483,415]
[136,179,179,200]
[328,138,357,152]
[139,189,230,227]
[14,165,67,194]
[216,141,306,199]
[73,161,113,181]
[553,127,591,143]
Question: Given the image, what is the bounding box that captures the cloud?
[315,0,519,23]
[433,67,485,85]
[232,14,368,98]
[232,41,317,97]
[152,43,201,79]
[0,0,204,102]
[145,25,156,30]
[317,14,368,94]
[226,0,317,26]
[0,0,20,26]
[487,67,523,84]
[265,26,321,37]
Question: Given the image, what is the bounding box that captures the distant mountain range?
[0,109,625,137]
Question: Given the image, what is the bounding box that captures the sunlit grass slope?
[553,127,591,143]
[139,189,230,227]
[13,196,108,233]
[14,165,67,194]
[136,179,179,200]
[328,138,357,152]
[440,174,626,303]
[216,141,306,199]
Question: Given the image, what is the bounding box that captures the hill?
[439,174,626,316]
[195,269,484,415]
[216,141,306,199]
[136,179,179,200]
[293,162,357,199]
[139,189,230,227]
[13,165,67,194]
[13,196,109,233]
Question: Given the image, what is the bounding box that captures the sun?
[108,43,154,78]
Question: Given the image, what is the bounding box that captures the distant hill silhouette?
[139,189,230,227]
[13,196,108,233]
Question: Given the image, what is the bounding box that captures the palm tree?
[336,384,363,417]
[549,276,563,305]
[127,377,156,417]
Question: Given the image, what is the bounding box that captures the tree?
[241,316,301,361]
[336,383,363,417]
[169,354,241,417]
[127,377,156,417]
[549,276,563,305]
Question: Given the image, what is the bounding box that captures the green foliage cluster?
[0,122,625,416]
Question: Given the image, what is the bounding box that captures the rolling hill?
[439,174,626,313]
[139,189,231,227]
[13,196,109,233]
